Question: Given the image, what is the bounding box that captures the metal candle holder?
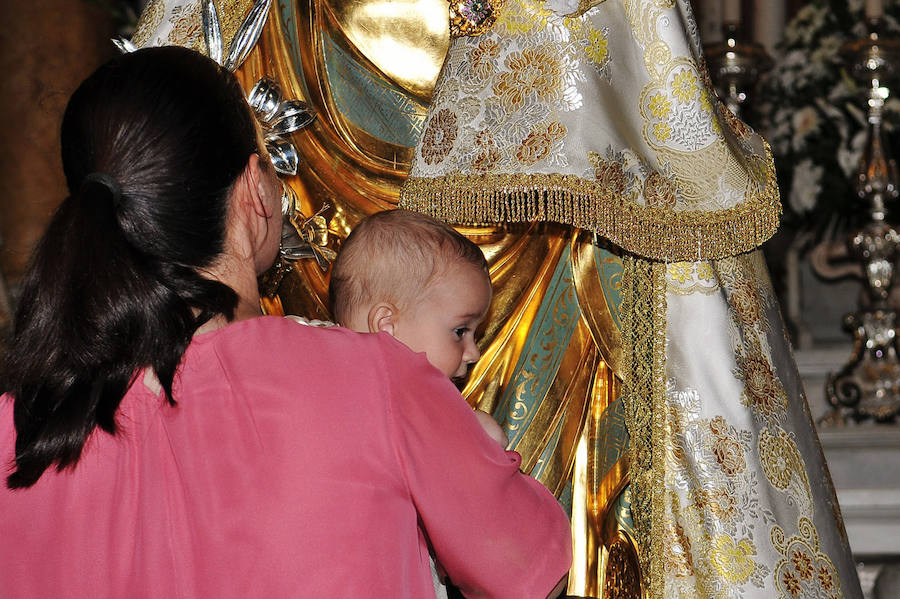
[825,20,900,423]
[705,23,772,119]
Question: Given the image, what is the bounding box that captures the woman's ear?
[368,303,396,336]
[244,153,274,218]
[230,154,271,224]
[225,153,281,270]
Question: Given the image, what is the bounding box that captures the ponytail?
[4,47,254,488]
[6,182,237,488]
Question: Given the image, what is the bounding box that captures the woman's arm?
[382,338,572,599]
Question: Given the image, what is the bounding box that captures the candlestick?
[723,0,741,24]
[702,0,724,44]
[824,24,900,424]
[866,0,884,21]
[705,20,771,119]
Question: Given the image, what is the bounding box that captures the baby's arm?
[473,409,507,448]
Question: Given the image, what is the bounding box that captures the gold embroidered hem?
[620,255,667,594]
[401,165,780,261]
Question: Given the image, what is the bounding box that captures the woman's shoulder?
[199,315,413,364]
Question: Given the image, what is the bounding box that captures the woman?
[0,46,571,598]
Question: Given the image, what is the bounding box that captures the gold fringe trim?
[621,256,667,598]
[399,155,781,262]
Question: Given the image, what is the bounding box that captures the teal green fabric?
[495,245,579,445]
[321,35,427,147]
[594,245,624,330]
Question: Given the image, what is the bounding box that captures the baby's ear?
[368,303,395,336]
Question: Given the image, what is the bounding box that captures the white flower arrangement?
[756,0,900,234]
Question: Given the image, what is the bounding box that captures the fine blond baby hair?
[329,209,488,326]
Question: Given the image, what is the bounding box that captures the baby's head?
[329,210,492,380]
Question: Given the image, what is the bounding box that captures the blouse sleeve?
[380,335,572,599]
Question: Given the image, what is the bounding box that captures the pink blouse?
[0,316,571,598]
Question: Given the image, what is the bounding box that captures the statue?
[131,1,863,597]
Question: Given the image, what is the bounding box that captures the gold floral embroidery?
[713,255,846,595]
[433,76,461,106]
[470,39,500,81]
[817,565,835,591]
[473,130,501,172]
[402,0,783,261]
[644,172,677,209]
[713,434,747,476]
[771,518,843,599]
[729,279,764,327]
[167,2,202,49]
[590,153,630,198]
[663,518,693,578]
[691,486,739,522]
[516,122,567,165]
[421,109,459,165]
[584,26,610,69]
[699,89,714,114]
[648,93,672,119]
[668,263,693,284]
[782,569,803,595]
[660,381,773,597]
[132,0,165,46]
[710,535,758,584]
[670,68,699,104]
[737,353,788,421]
[666,261,720,296]
[791,549,814,580]
[561,16,611,80]
[493,46,563,112]
[759,427,811,503]
[652,122,672,143]
[709,417,749,476]
[707,487,738,520]
[496,0,550,37]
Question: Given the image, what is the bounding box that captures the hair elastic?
[81,172,122,205]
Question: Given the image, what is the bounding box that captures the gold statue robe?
[132,1,862,597]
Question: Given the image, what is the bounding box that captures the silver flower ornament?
[115,0,332,279]
[247,78,316,176]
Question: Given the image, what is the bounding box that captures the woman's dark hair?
[4,46,259,488]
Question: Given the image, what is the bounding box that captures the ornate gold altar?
[133,1,864,597]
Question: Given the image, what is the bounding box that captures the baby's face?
[394,262,492,380]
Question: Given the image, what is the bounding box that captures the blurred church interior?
[0,1,898,596]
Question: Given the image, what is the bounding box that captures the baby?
[328,209,506,445]
[327,209,507,598]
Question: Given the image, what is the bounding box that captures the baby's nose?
[463,340,481,364]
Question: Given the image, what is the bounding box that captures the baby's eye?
[453,327,468,339]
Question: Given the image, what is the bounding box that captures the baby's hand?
[285,315,336,328]
[474,409,508,448]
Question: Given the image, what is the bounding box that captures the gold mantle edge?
[399,162,781,263]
